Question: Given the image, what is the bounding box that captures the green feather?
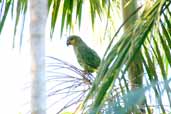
[67,35,101,72]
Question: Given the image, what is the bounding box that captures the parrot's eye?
[67,37,76,46]
[69,37,74,41]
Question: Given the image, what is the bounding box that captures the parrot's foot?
[81,71,93,85]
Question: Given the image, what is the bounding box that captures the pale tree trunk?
[30,0,47,114]
[121,0,144,114]
[121,0,143,90]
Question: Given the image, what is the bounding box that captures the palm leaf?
[83,1,171,114]
[13,0,27,48]
[0,0,27,47]
[48,0,110,37]
[0,0,12,33]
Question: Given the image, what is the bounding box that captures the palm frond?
[0,0,12,33]
[13,0,27,48]
[46,56,94,114]
[83,1,171,114]
[0,0,27,48]
[48,0,113,37]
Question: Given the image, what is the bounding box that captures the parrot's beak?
[66,40,70,46]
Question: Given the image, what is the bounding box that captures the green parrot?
[66,35,101,73]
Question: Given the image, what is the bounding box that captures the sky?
[0,8,30,113]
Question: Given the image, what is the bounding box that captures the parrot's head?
[66,35,82,46]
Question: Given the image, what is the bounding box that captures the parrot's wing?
[78,46,101,69]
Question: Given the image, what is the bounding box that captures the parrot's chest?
[73,47,95,72]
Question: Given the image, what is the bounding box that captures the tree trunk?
[121,0,144,113]
[30,0,47,114]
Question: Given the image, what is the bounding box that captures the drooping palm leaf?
[0,0,112,45]
[83,1,171,114]
[48,0,112,37]
[0,0,12,33]
[13,0,27,48]
[0,0,27,47]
